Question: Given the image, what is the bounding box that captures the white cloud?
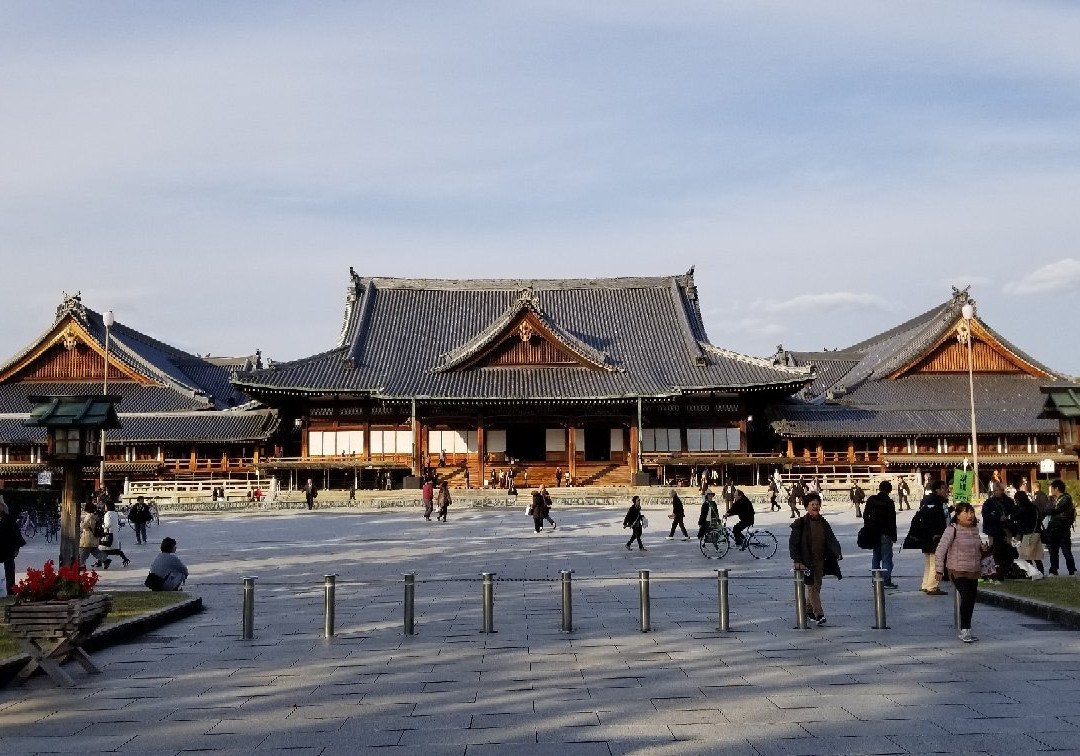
[759,292,888,315]
[1003,259,1080,295]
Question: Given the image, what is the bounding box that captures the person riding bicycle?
[726,489,756,547]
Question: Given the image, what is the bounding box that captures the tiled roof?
[235,272,812,400]
[0,409,278,445]
[771,289,1069,438]
[0,294,275,446]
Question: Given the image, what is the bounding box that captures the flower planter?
[3,594,112,686]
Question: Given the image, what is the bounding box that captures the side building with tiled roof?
[0,294,278,494]
[232,269,813,490]
[768,287,1077,491]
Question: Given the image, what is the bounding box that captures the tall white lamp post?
[957,301,979,499]
[99,310,114,492]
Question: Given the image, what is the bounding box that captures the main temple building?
[232,270,814,489]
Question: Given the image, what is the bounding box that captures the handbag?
[857,526,876,550]
[640,516,649,529]
[144,572,166,591]
[525,504,532,515]
[100,531,114,548]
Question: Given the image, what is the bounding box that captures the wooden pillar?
[60,461,80,567]
[364,419,372,461]
[252,447,259,465]
[738,419,747,453]
[628,423,639,474]
[477,424,486,487]
[786,439,794,459]
[412,422,424,477]
[189,448,196,472]
[568,425,578,482]
[847,440,855,463]
[816,442,824,463]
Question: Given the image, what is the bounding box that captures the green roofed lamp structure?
[25,395,121,567]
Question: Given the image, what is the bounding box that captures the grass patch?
[0,591,189,659]
[982,577,1080,610]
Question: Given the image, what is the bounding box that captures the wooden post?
[847,440,855,463]
[568,425,578,482]
[628,423,639,474]
[59,462,80,567]
[189,449,196,473]
[477,424,486,487]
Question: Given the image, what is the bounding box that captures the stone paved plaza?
[2,500,1079,754]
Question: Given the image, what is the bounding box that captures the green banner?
[952,469,974,504]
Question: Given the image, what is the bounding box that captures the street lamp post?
[957,302,979,499]
[99,310,114,493]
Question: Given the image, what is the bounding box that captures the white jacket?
[103,509,122,548]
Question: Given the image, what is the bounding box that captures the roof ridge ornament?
[56,292,87,324]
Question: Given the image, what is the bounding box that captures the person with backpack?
[863,480,898,589]
[935,503,988,642]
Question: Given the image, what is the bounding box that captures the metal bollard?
[793,569,808,629]
[481,572,496,633]
[403,573,416,636]
[560,570,574,632]
[716,569,730,632]
[638,569,652,632]
[242,576,257,640]
[323,574,337,638]
[953,582,962,630]
[871,569,889,629]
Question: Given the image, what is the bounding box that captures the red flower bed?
[12,560,99,603]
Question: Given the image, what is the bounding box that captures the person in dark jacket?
[912,479,949,594]
[981,484,1012,545]
[849,482,866,518]
[667,490,688,540]
[623,495,646,551]
[789,492,843,625]
[1046,479,1076,576]
[0,494,27,594]
[530,488,549,533]
[863,480,898,588]
[697,491,719,539]
[1012,488,1045,577]
[304,479,317,510]
[726,489,755,547]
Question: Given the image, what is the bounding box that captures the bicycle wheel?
[44,518,60,543]
[19,513,37,540]
[699,527,730,559]
[746,529,778,559]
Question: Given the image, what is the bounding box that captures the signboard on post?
[952,469,974,504]
[37,470,53,486]
[1039,458,1056,475]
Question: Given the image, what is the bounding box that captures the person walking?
[555,466,562,488]
[435,481,452,522]
[787,479,803,519]
[935,503,988,642]
[422,478,435,520]
[913,479,949,594]
[100,502,132,567]
[529,488,548,533]
[146,537,189,591]
[863,480,898,588]
[464,468,471,489]
[789,492,843,626]
[128,496,153,545]
[538,484,556,530]
[1045,479,1076,576]
[1012,488,1046,577]
[697,491,720,540]
[623,495,646,551]
[79,503,110,569]
[897,476,911,511]
[768,478,781,512]
[850,482,865,518]
[0,494,26,595]
[304,479,317,510]
[667,489,689,540]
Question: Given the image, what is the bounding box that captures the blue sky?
[2,1,1079,375]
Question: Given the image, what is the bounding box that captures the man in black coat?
[726,489,755,547]
[863,480,898,588]
[1046,479,1076,576]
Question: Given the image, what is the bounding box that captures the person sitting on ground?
[146,537,189,591]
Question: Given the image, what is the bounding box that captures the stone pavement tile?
[397,725,537,746]
[748,734,907,755]
[1033,731,1080,750]
[937,715,1080,735]
[672,722,805,742]
[468,744,610,756]
[802,718,949,737]
[969,701,1080,718]
[886,691,1016,706]
[0,718,91,737]
[721,704,858,725]
[0,735,137,753]
[888,732,1052,754]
